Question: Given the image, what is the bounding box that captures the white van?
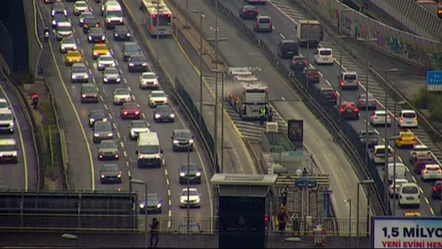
[398,110,418,129]
[398,183,420,208]
[372,145,394,165]
[103,1,123,29]
[0,138,18,164]
[387,163,407,182]
[313,48,333,65]
[136,132,162,168]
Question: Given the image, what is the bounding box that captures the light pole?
[344,199,352,236]
[186,145,191,232]
[202,102,217,168]
[337,7,351,122]
[61,233,79,247]
[211,69,225,173]
[156,0,160,63]
[356,179,374,241]
[130,178,148,249]
[190,10,205,127]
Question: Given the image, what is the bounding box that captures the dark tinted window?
[115,26,128,32]
[321,89,334,94]
[403,113,416,118]
[375,148,392,154]
[258,18,270,23]
[319,50,332,55]
[82,86,96,93]
[124,44,139,52]
[343,74,357,80]
[156,105,171,112]
[181,163,199,171]
[90,110,105,118]
[102,165,118,172]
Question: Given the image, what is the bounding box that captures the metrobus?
[140,0,173,36]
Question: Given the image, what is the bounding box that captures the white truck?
[296,20,321,48]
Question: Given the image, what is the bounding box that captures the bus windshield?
[152,14,171,26]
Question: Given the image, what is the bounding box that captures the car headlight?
[107,133,113,137]
[155,114,161,118]
[129,63,134,66]
[127,33,131,36]
[139,203,145,208]
[102,118,108,122]
[94,134,99,137]
[138,155,144,159]
[73,45,77,50]
[72,75,77,79]
[142,63,147,66]
[180,172,185,177]
[196,197,200,203]
[155,154,161,159]
[52,20,56,25]
[63,10,67,15]
[88,36,92,40]
[101,35,106,40]
[103,78,108,82]
[116,78,121,82]
[131,130,136,135]
[93,52,98,55]
[156,203,162,208]
[89,118,94,123]
[111,63,116,67]
[51,10,55,15]
[196,172,201,177]
[114,33,118,37]
[189,139,194,143]
[173,140,179,144]
[83,74,88,78]
[170,114,175,118]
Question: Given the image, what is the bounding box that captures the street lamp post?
[186,145,191,232]
[130,179,148,249]
[202,102,217,169]
[344,199,352,236]
[190,10,205,127]
[356,179,374,241]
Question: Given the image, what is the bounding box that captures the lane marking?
[279,33,285,39]
[123,151,127,158]
[117,131,121,138]
[120,141,124,148]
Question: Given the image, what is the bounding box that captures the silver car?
[97,140,120,160]
[128,120,150,140]
[112,88,132,105]
[93,121,114,144]
[0,110,15,134]
[59,37,77,53]
[71,63,89,83]
[253,16,272,33]
[97,55,116,71]
[73,1,89,16]
[102,67,121,83]
[357,93,376,110]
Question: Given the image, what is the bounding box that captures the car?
[413,156,436,174]
[52,13,68,28]
[148,90,168,107]
[82,17,100,33]
[398,110,418,129]
[140,193,162,214]
[59,37,77,53]
[55,22,73,41]
[339,102,359,120]
[92,121,114,143]
[369,110,391,127]
[0,99,10,111]
[319,87,337,105]
[99,164,122,183]
[431,181,442,199]
[179,188,201,208]
[73,1,89,15]
[178,163,202,184]
[313,48,333,65]
[128,54,148,72]
[253,15,272,33]
[92,43,110,60]
[289,55,307,71]
[0,110,14,134]
[44,0,59,4]
[338,72,359,90]
[304,66,320,83]
[122,42,142,61]
[246,0,267,4]
[88,109,107,127]
[112,88,132,105]
[0,139,18,164]
[120,103,141,119]
[239,5,258,19]
[128,120,150,140]
[71,63,89,83]
[139,72,159,89]
[51,2,67,16]
[372,145,394,165]
[358,130,378,148]
[102,67,121,83]
[97,55,116,71]
[97,140,120,160]
[404,211,422,217]
[357,93,376,110]
[153,105,175,123]
[421,164,442,181]
[277,40,298,59]
[78,11,94,26]
[64,50,82,66]
[87,28,106,43]
[388,178,408,198]
[398,183,420,208]
[172,129,194,152]
[409,145,431,162]
[395,129,416,148]
[80,84,99,103]
[113,25,131,41]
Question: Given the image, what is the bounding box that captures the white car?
[73,1,89,16]
[139,72,159,89]
[97,55,116,71]
[112,88,132,105]
[389,178,408,198]
[398,110,418,128]
[313,48,333,65]
[409,144,431,162]
[0,98,10,111]
[0,109,15,134]
[398,183,420,208]
[59,37,77,53]
[55,21,73,41]
[148,90,168,107]
[369,110,391,126]
[372,145,394,165]
[179,188,201,208]
[421,164,442,181]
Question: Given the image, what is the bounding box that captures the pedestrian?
[31,92,39,110]
[302,167,309,176]
[259,106,266,126]
[277,206,289,231]
[280,185,288,207]
[267,107,273,122]
[149,217,160,248]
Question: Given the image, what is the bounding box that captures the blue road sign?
[426,71,442,92]
[294,177,317,188]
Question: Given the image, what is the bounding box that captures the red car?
[413,156,436,174]
[120,103,141,119]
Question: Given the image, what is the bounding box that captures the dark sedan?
[82,17,100,34]
[128,55,148,72]
[52,13,68,28]
[99,164,122,184]
[87,28,106,43]
[88,109,108,127]
[319,87,337,105]
[358,130,378,148]
[140,193,162,214]
[113,26,131,41]
[178,163,202,184]
[153,105,175,123]
[239,5,258,19]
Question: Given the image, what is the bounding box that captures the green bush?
[413,86,442,123]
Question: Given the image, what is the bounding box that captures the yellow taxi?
[395,129,416,148]
[404,211,421,217]
[64,50,82,66]
[92,43,110,60]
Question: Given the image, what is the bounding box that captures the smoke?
[223,78,243,98]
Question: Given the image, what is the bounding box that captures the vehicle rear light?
[353,108,359,112]
[99,154,103,158]
[149,25,154,31]
[359,99,363,103]
[388,153,392,157]
[374,153,377,157]
[304,60,308,65]
[115,154,119,158]
[373,115,377,119]
[82,94,86,98]
[332,92,337,98]
[291,61,296,65]
[340,80,344,86]
[398,138,402,141]
[264,215,269,222]
[423,170,428,174]
[400,117,404,122]
[124,111,128,115]
[339,108,345,113]
[242,9,248,13]
[101,174,105,178]
[433,186,438,192]
[412,138,416,141]
[414,118,418,122]
[135,111,140,114]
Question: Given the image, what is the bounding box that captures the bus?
[141,0,173,36]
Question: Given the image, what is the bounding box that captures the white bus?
[141,0,173,36]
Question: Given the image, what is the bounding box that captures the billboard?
[372,217,442,248]
[288,119,304,142]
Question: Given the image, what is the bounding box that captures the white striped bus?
[140,0,173,36]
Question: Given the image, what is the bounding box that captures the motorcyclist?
[43,27,50,40]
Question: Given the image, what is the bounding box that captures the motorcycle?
[44,31,49,41]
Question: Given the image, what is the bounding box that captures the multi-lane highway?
[0,80,36,190]
[216,0,439,216]
[38,0,213,228]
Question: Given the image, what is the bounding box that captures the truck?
[227,67,269,120]
[295,20,321,48]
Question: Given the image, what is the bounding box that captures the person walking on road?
[277,206,289,231]
[149,217,160,248]
[267,107,273,122]
[259,106,266,126]
[31,93,39,110]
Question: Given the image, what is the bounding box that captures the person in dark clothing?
[277,206,289,231]
[31,93,39,110]
[259,106,266,126]
[267,107,273,122]
[302,167,309,176]
[280,185,288,207]
[149,217,160,248]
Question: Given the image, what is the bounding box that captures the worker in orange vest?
[31,93,39,110]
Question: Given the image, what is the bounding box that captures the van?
[398,183,420,208]
[387,163,407,182]
[398,110,418,129]
[136,132,163,168]
[103,0,123,28]
[0,139,18,164]
[277,40,298,59]
[372,145,394,165]
[253,16,272,33]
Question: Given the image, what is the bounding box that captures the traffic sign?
[294,177,317,188]
[426,71,442,92]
